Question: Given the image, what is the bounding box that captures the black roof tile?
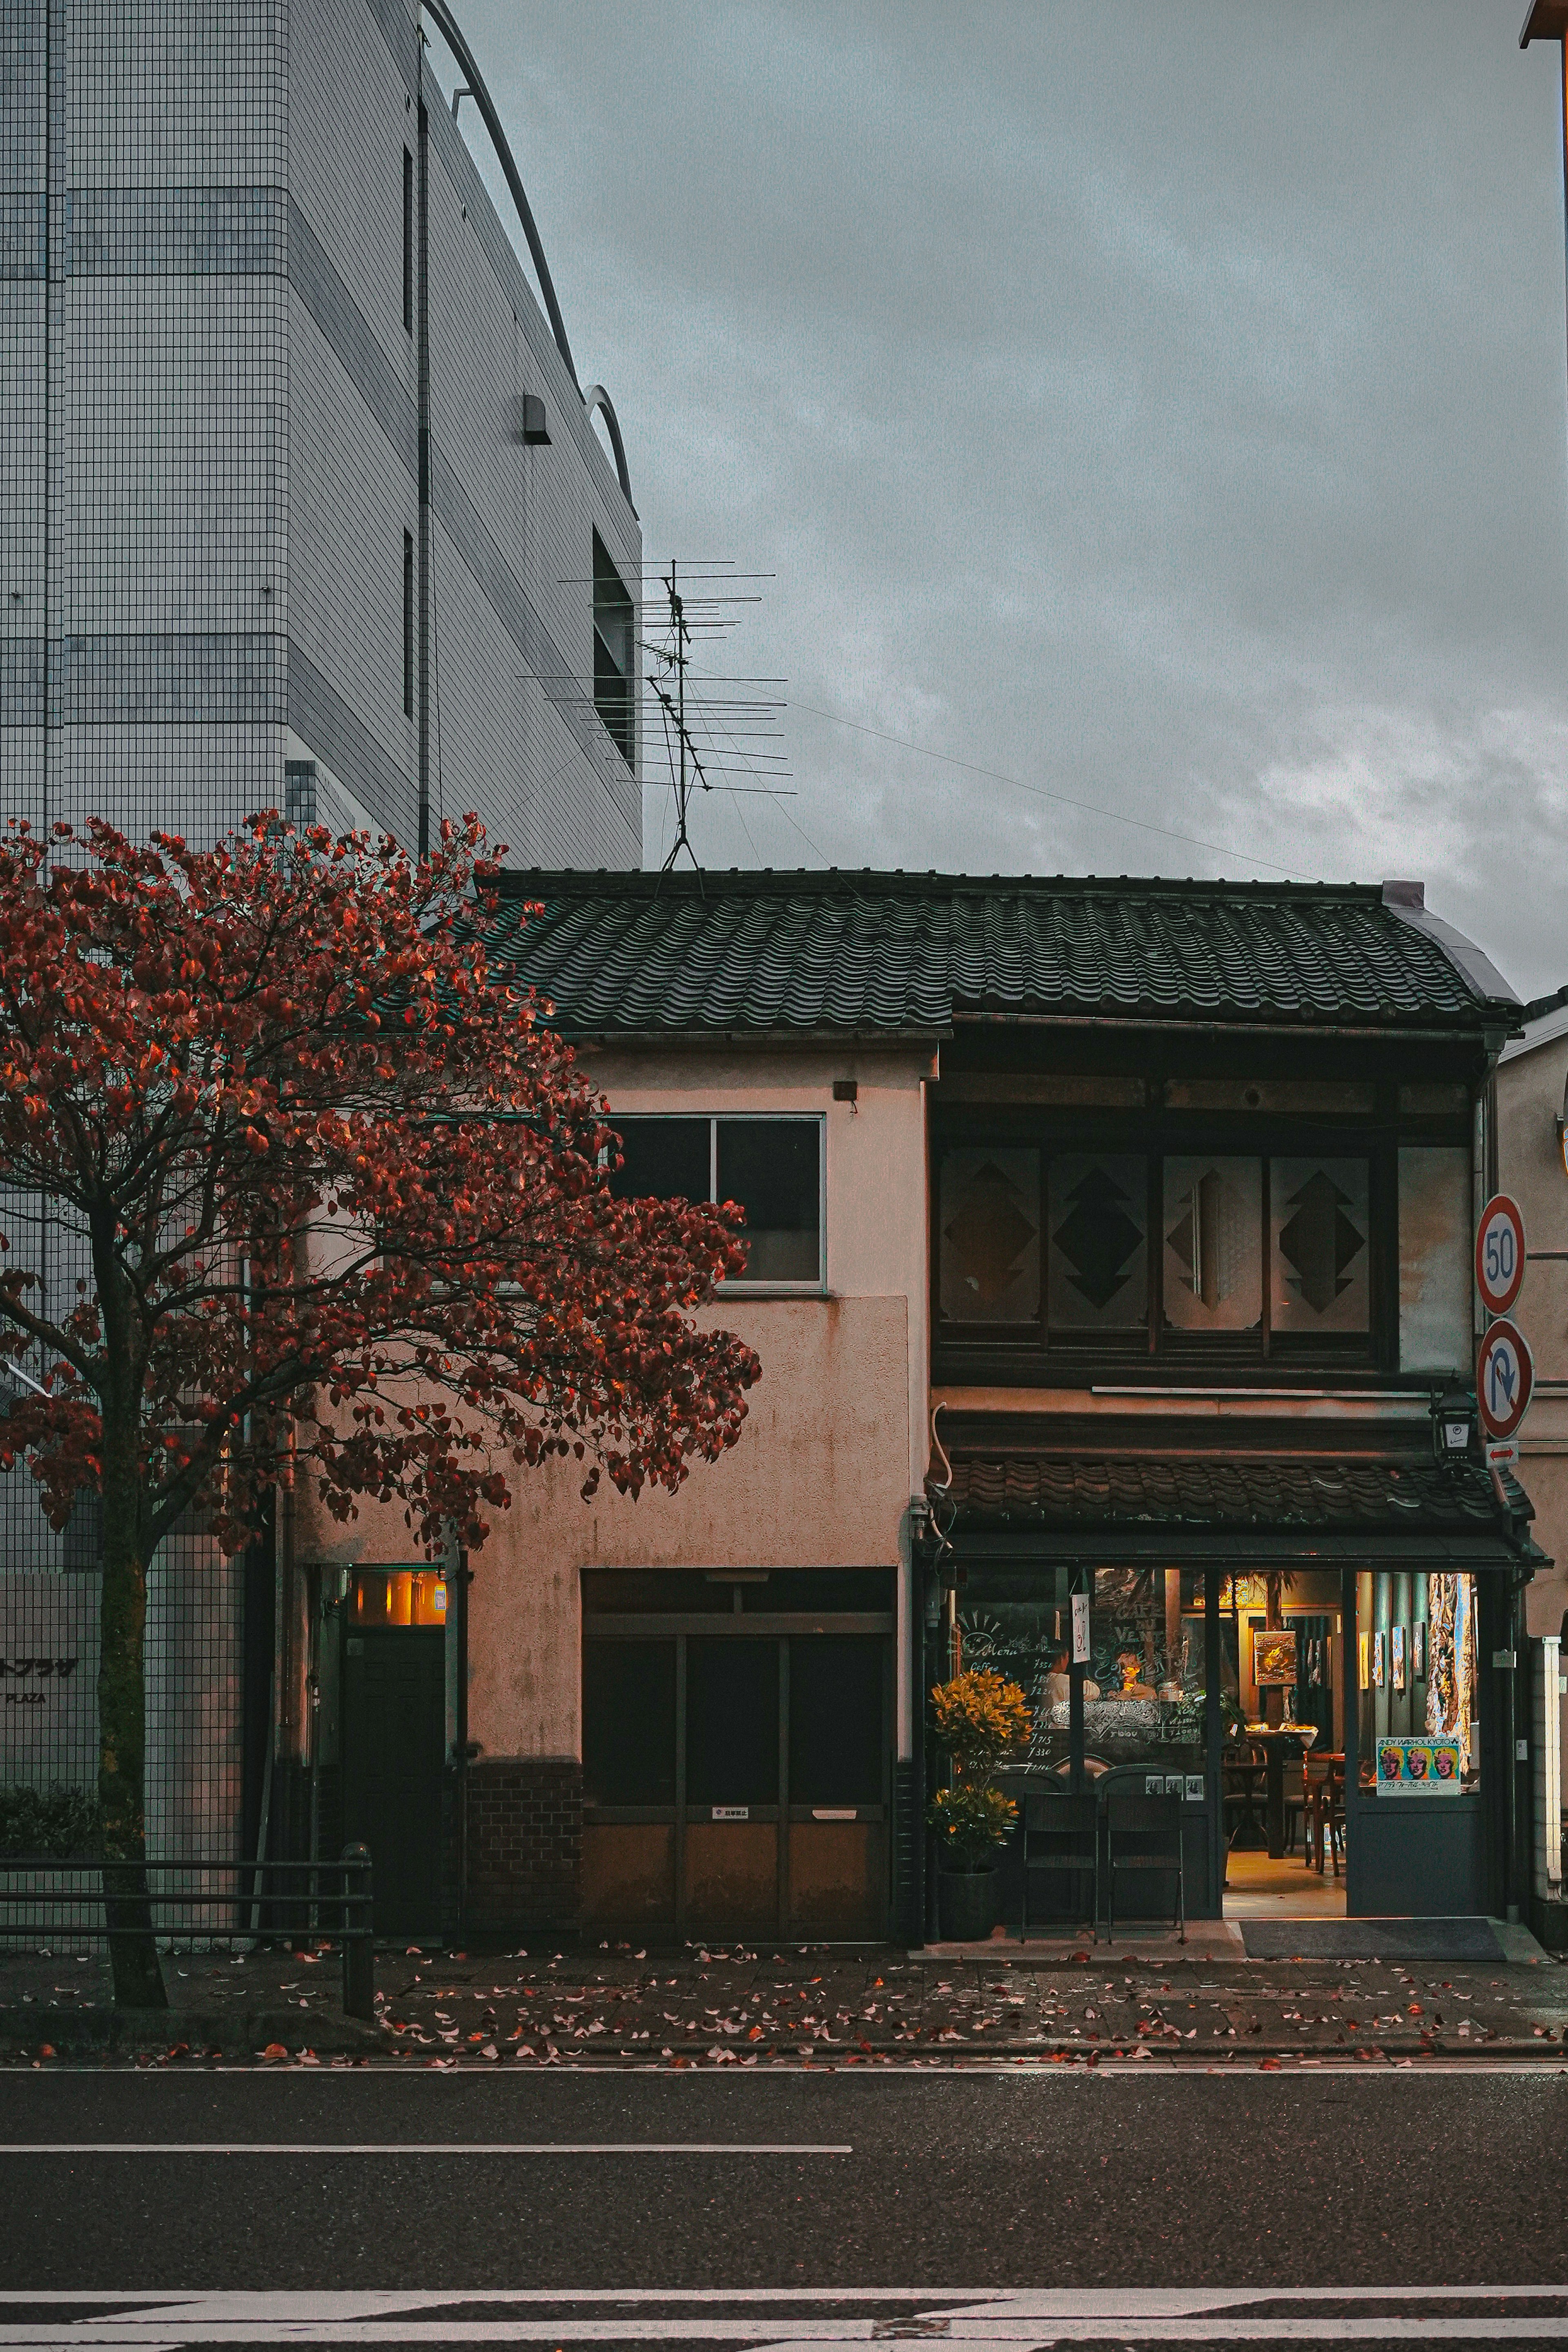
[938,1452,1530,1536]
[483,870,1516,1037]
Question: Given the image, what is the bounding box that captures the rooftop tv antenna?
[642,561,789,875]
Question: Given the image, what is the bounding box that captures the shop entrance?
[953,1559,1498,1929]
[580,1568,894,1940]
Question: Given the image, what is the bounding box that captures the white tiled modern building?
[1,0,642,866]
[0,0,644,1862]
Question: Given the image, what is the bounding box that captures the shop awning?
[933,1451,1546,1570]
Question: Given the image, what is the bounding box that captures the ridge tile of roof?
[481,869,1517,1038]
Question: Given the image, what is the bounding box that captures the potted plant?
[928,1668,1031,1942]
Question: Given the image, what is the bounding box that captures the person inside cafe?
[1045,1645,1100,1709]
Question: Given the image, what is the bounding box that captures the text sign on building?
[1376,1736,1463,1794]
[1475,1193,1526,1317]
[1070,1592,1091,1666]
[1477,1317,1534,1440]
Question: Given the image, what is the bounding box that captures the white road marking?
[0,2144,851,2158]
[1,2289,1566,2346]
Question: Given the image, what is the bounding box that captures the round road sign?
[1475,1193,1526,1318]
[1478,1317,1534,1441]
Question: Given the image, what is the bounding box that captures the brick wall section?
[466,1758,581,1933]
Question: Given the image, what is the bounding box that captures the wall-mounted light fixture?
[1431,1383,1477,1473]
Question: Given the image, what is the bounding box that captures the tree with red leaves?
[0,813,759,2004]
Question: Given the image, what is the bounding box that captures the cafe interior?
[956,1559,1487,1927]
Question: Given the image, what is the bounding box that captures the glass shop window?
[938,1147,1041,1325]
[1357,1570,1479,1795]
[582,1640,676,1805]
[957,1570,1206,1778]
[1047,1153,1148,1332]
[1161,1157,1263,1333]
[1079,1565,1208,1771]
[606,1114,823,1286]
[1270,1157,1370,1336]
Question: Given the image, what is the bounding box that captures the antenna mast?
[640,561,789,875]
[650,561,708,873]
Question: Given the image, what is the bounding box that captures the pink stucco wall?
[294,1042,935,1766]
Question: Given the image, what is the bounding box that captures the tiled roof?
[484,871,1517,1036]
[937,1452,1530,1535]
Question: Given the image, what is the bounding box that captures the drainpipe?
[454,1544,472,1934]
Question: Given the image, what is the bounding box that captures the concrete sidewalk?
[6,1930,1566,2066]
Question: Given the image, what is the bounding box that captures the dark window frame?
[608,1111,827,1292]
[402,147,414,333]
[402,529,414,717]
[929,1107,1447,1378]
[592,530,635,767]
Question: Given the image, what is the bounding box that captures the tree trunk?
[98,1472,166,2009]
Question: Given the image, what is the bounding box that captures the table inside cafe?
[1238,1720,1318,1858]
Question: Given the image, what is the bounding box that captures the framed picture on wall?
[1391,1625,1405,1693]
[1413,1621,1425,1677]
[1372,1631,1386,1688]
[1358,1633,1370,1690]
[1252,1628,1299,1687]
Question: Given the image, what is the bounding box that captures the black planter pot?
[938,1867,998,1943]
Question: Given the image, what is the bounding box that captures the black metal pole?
[341,1843,374,2021]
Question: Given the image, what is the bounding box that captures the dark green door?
[343,1629,445,1936]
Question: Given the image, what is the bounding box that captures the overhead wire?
[789,698,1311,880]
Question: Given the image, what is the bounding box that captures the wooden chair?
[1304,1753,1345,1878]
[1021,1792,1100,1942]
[1105,1791,1185,1943]
[1280,1758,1305,1854]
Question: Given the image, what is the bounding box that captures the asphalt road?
[3,2065,1568,2300]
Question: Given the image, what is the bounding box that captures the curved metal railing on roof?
[583,384,636,514]
[421,0,587,395]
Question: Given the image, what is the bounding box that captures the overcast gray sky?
[438,2,1568,998]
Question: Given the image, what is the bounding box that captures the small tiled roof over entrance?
[484,870,1518,1038]
[938,1452,1532,1535]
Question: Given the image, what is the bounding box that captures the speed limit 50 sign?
[1475,1193,1526,1318]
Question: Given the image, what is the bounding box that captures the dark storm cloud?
[439,1,1568,993]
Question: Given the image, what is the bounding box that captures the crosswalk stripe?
[3,2292,1568,2347]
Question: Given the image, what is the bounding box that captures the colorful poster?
[1376,1735,1464,1795]
[1372,1630,1385,1687]
[1358,1632,1370,1690]
[1391,1624,1405,1694]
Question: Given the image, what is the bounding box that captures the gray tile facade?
[0,0,644,1845]
[0,0,642,865]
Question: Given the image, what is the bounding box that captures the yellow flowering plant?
[929,1669,1032,1778]
[927,1670,1031,1873]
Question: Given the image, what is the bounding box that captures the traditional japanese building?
[295,868,1547,1943]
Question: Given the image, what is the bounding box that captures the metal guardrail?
[0,1845,375,2017]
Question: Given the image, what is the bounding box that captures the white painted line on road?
[6,2293,1568,2348]
[3,2316,1568,2346]
[0,2143,851,2157]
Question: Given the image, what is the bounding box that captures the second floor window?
[610,1114,823,1287]
[592,532,635,766]
[939,1143,1380,1359]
